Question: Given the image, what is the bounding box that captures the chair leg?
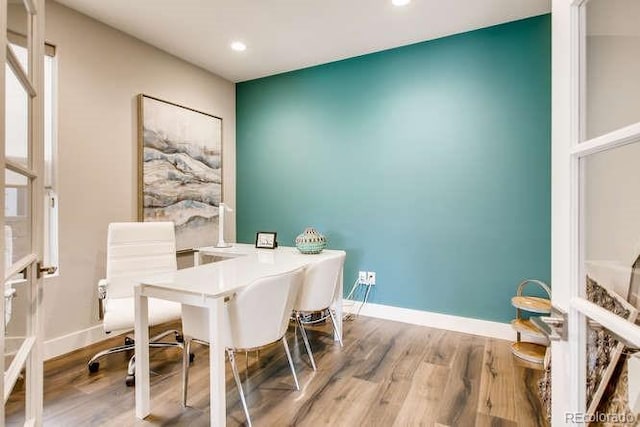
[328,309,343,347]
[296,314,317,371]
[281,337,300,391]
[228,349,252,427]
[181,338,192,407]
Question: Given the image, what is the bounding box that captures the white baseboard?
[343,299,516,341]
[43,302,529,360]
[44,325,108,361]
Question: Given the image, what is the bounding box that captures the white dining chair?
[181,267,305,426]
[292,253,346,371]
[87,221,184,386]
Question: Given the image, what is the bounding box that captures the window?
[5,39,57,273]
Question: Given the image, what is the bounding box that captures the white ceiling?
[54,0,550,83]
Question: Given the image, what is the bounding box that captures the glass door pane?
[4,63,28,168]
[7,0,29,72]
[582,139,640,418]
[583,0,640,140]
[584,141,640,282]
[4,169,31,268]
[44,55,53,187]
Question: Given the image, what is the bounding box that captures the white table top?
[138,243,345,299]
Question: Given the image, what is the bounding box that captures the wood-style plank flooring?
[6,317,549,426]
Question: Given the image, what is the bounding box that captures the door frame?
[1,0,47,424]
[551,1,581,422]
[552,0,640,424]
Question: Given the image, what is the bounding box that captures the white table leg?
[333,266,344,342]
[209,297,226,426]
[134,285,150,419]
[193,250,201,266]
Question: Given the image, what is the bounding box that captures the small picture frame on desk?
[255,231,278,249]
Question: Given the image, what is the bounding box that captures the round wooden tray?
[510,318,545,338]
[511,296,551,314]
[511,342,547,365]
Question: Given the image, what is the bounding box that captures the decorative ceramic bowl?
[295,227,327,254]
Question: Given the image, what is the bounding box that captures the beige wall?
[30,1,235,352]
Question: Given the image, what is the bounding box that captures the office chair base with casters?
[87,328,184,386]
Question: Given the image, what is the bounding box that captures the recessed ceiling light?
[392,0,411,6]
[230,41,246,52]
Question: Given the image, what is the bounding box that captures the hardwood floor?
[6,317,549,426]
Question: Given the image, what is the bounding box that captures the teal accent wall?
[236,15,551,323]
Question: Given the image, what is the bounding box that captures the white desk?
[134,244,345,426]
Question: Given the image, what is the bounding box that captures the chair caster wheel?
[190,353,195,363]
[176,333,184,343]
[124,336,134,346]
[125,375,135,387]
[88,362,99,373]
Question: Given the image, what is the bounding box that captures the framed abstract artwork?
[138,94,223,251]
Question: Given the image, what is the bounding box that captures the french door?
[1,0,46,425]
[552,0,640,424]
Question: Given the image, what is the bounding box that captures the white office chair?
[181,267,305,427]
[87,222,184,386]
[292,253,346,371]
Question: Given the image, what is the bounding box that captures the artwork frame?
[585,276,638,418]
[628,254,640,310]
[255,232,277,249]
[138,94,223,251]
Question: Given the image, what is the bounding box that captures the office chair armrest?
[98,279,109,320]
[98,279,109,299]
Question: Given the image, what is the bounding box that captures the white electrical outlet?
[358,271,368,285]
[367,271,376,285]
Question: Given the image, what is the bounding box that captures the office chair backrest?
[225,267,304,350]
[295,253,345,313]
[105,222,177,298]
